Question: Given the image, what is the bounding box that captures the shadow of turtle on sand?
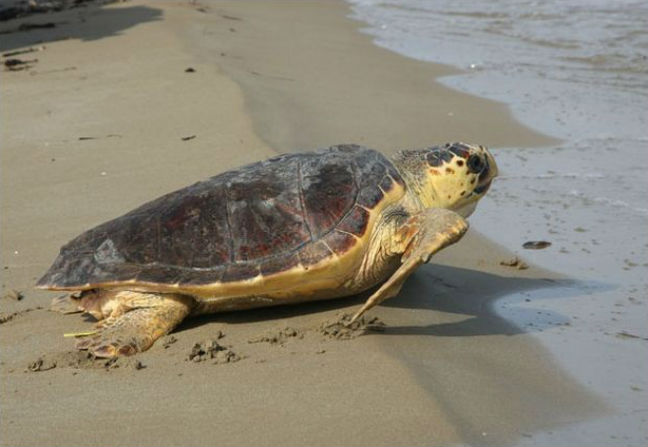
[379,263,590,337]
[178,262,611,446]
[180,262,612,339]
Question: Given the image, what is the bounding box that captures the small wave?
[498,173,606,180]
[567,190,648,217]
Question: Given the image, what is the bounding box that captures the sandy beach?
[0,1,623,445]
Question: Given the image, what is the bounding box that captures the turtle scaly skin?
[38,143,498,357]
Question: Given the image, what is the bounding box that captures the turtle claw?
[75,334,139,358]
[74,327,147,358]
[92,343,137,358]
[89,343,118,358]
[75,337,95,350]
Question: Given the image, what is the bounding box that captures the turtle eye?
[467,154,485,173]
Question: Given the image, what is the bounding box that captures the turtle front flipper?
[350,208,468,323]
[75,292,193,357]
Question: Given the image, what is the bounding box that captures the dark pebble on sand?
[523,241,552,250]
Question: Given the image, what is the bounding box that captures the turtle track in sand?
[21,314,386,372]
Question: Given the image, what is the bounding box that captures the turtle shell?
[37,145,405,292]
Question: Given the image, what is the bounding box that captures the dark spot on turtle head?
[445,167,455,174]
[457,159,464,167]
[460,190,466,196]
[447,194,452,199]
[426,151,442,167]
[440,150,454,163]
[425,147,454,167]
[470,177,476,185]
[448,143,471,159]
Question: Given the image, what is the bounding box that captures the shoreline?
[1,1,605,446]
[179,0,557,154]
[344,2,648,444]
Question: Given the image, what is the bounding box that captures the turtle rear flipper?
[75,292,193,358]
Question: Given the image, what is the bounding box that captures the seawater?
[348,1,648,445]
[349,0,647,139]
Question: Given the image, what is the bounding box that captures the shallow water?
[349,1,648,445]
[348,0,647,140]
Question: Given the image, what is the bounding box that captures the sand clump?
[22,316,385,375]
[0,307,42,324]
[247,314,386,345]
[187,340,241,364]
[320,314,386,340]
[162,335,178,349]
[26,351,145,372]
[500,256,530,270]
[2,289,23,301]
[248,326,304,346]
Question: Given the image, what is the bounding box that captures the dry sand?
[1,1,603,445]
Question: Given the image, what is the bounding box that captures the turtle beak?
[474,179,492,195]
[484,149,498,179]
[474,149,498,195]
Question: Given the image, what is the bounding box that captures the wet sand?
[1,1,604,445]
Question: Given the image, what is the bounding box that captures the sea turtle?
[37,143,497,357]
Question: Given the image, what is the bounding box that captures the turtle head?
[393,142,498,218]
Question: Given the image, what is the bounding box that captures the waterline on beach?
[348,1,648,444]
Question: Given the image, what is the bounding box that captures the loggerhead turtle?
[37,143,497,357]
